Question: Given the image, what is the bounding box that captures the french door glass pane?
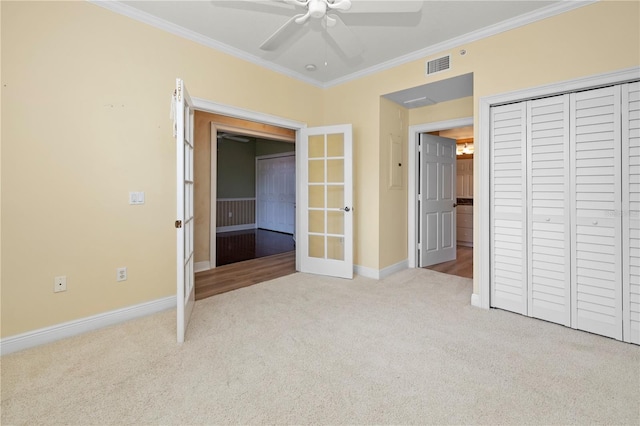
[327,159,344,182]
[309,186,324,208]
[309,235,324,258]
[309,159,324,183]
[327,236,344,261]
[327,133,344,157]
[309,135,324,158]
[327,186,344,209]
[327,210,344,235]
[309,210,324,233]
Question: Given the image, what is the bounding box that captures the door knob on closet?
[592,221,598,225]
[453,203,458,208]
[343,206,351,212]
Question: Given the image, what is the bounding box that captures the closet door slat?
[570,86,623,340]
[623,81,640,344]
[491,103,528,315]
[527,95,571,326]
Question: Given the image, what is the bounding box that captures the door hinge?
[175,220,182,229]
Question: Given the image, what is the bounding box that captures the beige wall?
[378,97,408,268]
[0,1,322,337]
[1,0,638,338]
[409,97,474,126]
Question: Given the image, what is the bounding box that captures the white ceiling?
[102,0,587,87]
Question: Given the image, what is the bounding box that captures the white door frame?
[407,117,473,269]
[192,97,306,271]
[476,66,640,310]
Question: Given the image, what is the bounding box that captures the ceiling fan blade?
[325,14,363,58]
[260,13,306,51]
[282,0,309,6]
[327,0,352,11]
[344,1,423,14]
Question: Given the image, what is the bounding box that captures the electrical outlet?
[117,267,127,282]
[54,276,67,293]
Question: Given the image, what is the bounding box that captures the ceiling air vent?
[426,55,451,75]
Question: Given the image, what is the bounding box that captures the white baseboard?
[471,293,482,308]
[353,259,408,280]
[194,261,211,273]
[354,264,380,279]
[379,259,409,279]
[217,224,256,233]
[0,296,176,356]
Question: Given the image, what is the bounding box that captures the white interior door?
[257,154,295,234]
[175,78,195,343]
[419,134,457,267]
[299,124,353,279]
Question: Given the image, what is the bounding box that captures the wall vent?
[426,55,451,75]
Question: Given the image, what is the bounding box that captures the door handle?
[453,203,458,208]
[344,207,351,212]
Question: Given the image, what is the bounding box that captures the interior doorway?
[408,118,475,279]
[190,101,304,299]
[215,131,295,267]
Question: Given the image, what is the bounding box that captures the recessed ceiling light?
[305,64,317,72]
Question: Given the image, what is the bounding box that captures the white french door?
[175,78,195,343]
[419,134,457,267]
[299,124,353,279]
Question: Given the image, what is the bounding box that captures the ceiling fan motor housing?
[309,0,327,18]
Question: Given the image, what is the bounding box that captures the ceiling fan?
[258,0,423,58]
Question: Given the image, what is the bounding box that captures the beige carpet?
[2,268,639,425]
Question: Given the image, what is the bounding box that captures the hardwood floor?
[217,229,295,266]
[195,251,296,300]
[196,240,471,302]
[424,246,473,278]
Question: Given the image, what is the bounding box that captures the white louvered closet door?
[527,95,571,326]
[491,103,528,315]
[623,81,640,344]
[570,86,623,340]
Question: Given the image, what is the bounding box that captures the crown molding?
[324,0,597,88]
[87,0,324,88]
[89,0,596,90]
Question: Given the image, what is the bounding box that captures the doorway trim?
[407,117,474,270]
[192,97,306,272]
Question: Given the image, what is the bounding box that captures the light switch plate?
[129,192,145,205]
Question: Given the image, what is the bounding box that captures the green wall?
[217,138,295,198]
